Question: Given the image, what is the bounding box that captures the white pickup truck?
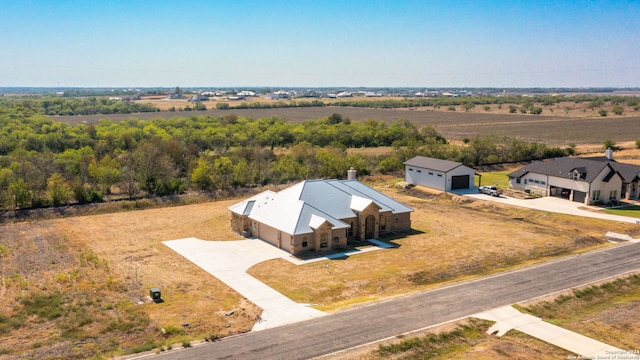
[479,185,500,197]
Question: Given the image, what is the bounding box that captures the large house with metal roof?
[507,149,640,204]
[228,179,413,255]
[403,156,476,191]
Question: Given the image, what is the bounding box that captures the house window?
[572,171,580,180]
[417,170,422,173]
[592,190,600,201]
[428,172,434,175]
[609,190,617,201]
[409,168,414,171]
[302,241,308,247]
[524,179,528,184]
[348,222,354,236]
[333,236,340,243]
[541,181,546,185]
[516,178,521,184]
[379,215,386,231]
[437,174,442,177]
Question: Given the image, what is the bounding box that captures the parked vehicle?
[479,186,500,197]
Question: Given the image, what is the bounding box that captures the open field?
[2,180,640,358]
[49,105,640,146]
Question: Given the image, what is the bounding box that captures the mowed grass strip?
[603,205,640,219]
[248,186,639,311]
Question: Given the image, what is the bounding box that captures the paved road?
[147,241,640,360]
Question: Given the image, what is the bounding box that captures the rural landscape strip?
[147,241,640,360]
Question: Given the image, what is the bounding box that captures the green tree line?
[0,96,159,116]
[0,113,568,210]
[221,95,640,111]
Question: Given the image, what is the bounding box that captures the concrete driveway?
[457,188,640,224]
[163,237,391,331]
[475,306,640,359]
[163,237,326,331]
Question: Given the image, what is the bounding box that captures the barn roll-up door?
[451,175,470,190]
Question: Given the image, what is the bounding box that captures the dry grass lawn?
[322,319,570,360]
[2,183,639,358]
[248,186,640,311]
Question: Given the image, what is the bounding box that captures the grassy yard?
[475,171,511,188]
[603,205,640,218]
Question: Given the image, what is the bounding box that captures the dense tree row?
[0,96,159,116]
[0,113,568,210]
[221,95,640,111]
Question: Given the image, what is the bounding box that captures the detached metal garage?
[404,156,476,192]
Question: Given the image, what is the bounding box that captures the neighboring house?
[507,149,640,204]
[264,90,291,100]
[403,156,476,191]
[167,93,184,99]
[228,179,413,255]
[188,94,209,102]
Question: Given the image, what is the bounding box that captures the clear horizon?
[2,1,639,88]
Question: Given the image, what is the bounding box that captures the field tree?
[612,106,624,115]
[47,173,73,206]
[604,139,621,151]
[190,157,214,191]
[88,155,121,195]
[466,136,498,165]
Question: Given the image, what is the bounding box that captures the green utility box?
[149,288,162,303]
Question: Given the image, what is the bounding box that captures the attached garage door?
[451,175,470,190]
[573,190,587,203]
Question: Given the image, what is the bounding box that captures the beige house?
[228,179,412,255]
[508,150,640,205]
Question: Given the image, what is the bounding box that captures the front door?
[365,215,375,239]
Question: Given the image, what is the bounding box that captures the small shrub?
[612,105,624,115]
[598,109,608,117]
[124,341,163,355]
[20,293,64,320]
[447,106,456,111]
[573,285,599,299]
[181,341,192,348]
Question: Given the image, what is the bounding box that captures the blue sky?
[1,0,639,88]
